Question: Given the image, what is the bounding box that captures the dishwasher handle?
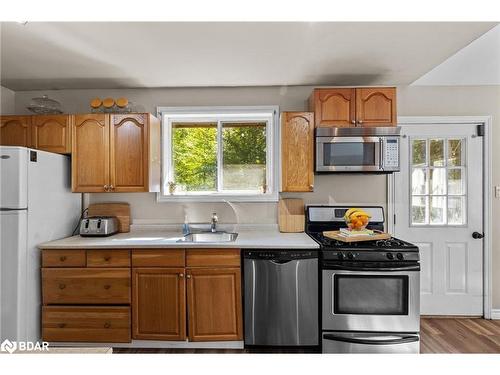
[323,333,419,346]
[244,249,317,261]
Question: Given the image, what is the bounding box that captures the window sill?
[156,192,279,203]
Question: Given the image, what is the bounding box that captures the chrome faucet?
[210,212,218,233]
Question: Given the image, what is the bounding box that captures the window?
[158,107,278,202]
[410,137,467,226]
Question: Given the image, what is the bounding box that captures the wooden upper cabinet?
[71,113,160,193]
[309,87,397,127]
[110,114,148,192]
[281,112,314,192]
[72,114,110,192]
[186,267,242,342]
[356,87,397,127]
[32,115,71,154]
[132,268,186,341]
[0,116,32,147]
[309,89,355,128]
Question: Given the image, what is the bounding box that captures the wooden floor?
[114,318,500,354]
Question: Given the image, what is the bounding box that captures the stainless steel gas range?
[306,205,420,354]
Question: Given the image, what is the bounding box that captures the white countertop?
[38,225,319,250]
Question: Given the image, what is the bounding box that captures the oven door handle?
[323,264,420,272]
[323,334,419,346]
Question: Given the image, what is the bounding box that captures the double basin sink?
[178,231,238,243]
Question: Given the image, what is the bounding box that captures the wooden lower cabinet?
[186,267,243,341]
[42,306,131,343]
[132,267,186,340]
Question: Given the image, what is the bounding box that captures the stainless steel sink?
[179,231,238,243]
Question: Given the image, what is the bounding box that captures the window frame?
[156,106,279,202]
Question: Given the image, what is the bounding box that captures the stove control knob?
[337,252,345,260]
[347,252,355,260]
[397,253,404,260]
[386,253,394,260]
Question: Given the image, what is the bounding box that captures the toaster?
[79,216,119,237]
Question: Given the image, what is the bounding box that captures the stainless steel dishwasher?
[243,249,318,347]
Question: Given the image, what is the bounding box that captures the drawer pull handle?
[58,323,66,328]
[104,322,111,329]
[59,256,67,262]
[104,256,111,261]
[103,284,111,290]
[58,284,66,290]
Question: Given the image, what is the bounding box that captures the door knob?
[472,232,484,239]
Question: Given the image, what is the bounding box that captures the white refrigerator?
[0,146,81,342]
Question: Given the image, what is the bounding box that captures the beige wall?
[0,85,15,114]
[12,85,500,308]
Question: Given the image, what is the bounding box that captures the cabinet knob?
[103,185,109,191]
[179,273,184,278]
[103,284,111,290]
[59,256,67,262]
[186,274,191,279]
[58,284,66,290]
[58,323,66,328]
[104,256,111,261]
[109,185,115,191]
[351,120,356,124]
[104,322,111,329]
[358,120,363,125]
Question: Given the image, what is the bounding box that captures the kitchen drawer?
[87,249,131,267]
[42,306,131,343]
[42,268,130,305]
[131,249,185,267]
[42,250,86,268]
[186,249,240,268]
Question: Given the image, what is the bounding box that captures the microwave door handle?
[379,138,384,170]
[323,334,419,346]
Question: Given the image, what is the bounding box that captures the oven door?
[322,332,420,354]
[316,136,382,172]
[322,265,420,332]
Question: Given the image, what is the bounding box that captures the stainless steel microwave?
[315,127,400,173]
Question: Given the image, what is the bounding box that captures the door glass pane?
[412,139,427,167]
[448,139,464,166]
[448,168,465,195]
[334,275,409,315]
[411,168,428,194]
[222,122,267,191]
[171,122,217,192]
[430,139,445,166]
[323,143,376,166]
[429,168,446,195]
[411,196,428,225]
[448,196,466,225]
[430,196,446,225]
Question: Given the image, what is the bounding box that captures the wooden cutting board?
[278,198,305,233]
[323,230,391,243]
[87,203,130,233]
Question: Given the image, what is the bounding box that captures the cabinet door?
[32,115,71,153]
[110,114,148,192]
[132,268,186,340]
[281,112,314,192]
[356,87,397,127]
[309,89,356,127]
[0,116,31,146]
[187,268,242,341]
[72,114,110,192]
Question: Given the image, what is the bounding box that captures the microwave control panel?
[383,138,399,170]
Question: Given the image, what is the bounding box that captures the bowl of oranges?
[344,208,371,231]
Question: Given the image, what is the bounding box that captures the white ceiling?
[412,24,500,86]
[0,22,497,91]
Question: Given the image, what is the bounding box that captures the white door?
[394,123,483,315]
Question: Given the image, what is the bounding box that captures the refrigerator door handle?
[323,333,419,346]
